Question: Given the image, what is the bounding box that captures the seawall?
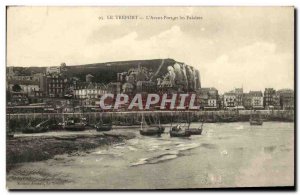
[7,110,294,131]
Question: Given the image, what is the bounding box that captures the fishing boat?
[170,112,190,137]
[139,113,162,136]
[170,111,203,137]
[250,111,263,125]
[149,114,165,133]
[64,117,85,131]
[186,120,204,135]
[96,123,112,131]
[170,124,191,137]
[22,119,50,134]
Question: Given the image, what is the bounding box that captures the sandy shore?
[6,130,136,172]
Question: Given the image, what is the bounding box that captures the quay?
[7,110,294,128]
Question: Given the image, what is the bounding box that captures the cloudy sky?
[7,7,294,93]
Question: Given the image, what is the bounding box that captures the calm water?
[7,122,294,189]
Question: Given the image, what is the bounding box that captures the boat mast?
[170,112,173,128]
[141,113,144,130]
[187,110,191,129]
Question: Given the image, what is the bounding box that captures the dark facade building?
[40,75,65,98]
[234,88,244,108]
[264,88,276,109]
[277,89,294,110]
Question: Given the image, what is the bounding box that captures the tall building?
[277,89,294,110]
[249,91,264,109]
[40,75,65,98]
[264,88,276,109]
[234,88,244,108]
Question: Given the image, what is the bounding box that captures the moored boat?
[96,123,112,131]
[170,125,191,137]
[250,120,263,125]
[186,121,204,135]
[64,124,85,131]
[96,113,113,131]
[22,119,50,134]
[22,126,48,134]
[186,127,203,135]
[250,111,263,126]
[64,118,85,131]
[140,126,162,136]
[139,114,162,136]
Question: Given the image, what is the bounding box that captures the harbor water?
[7,122,294,189]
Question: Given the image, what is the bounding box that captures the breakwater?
[7,110,294,131]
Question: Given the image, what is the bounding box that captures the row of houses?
[197,87,294,110]
[6,65,294,111]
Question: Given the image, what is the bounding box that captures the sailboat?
[250,111,263,125]
[170,112,191,137]
[139,113,163,136]
[185,111,203,135]
[150,114,165,133]
[64,98,86,131]
[170,111,204,137]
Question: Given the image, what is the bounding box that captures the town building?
[46,66,61,75]
[46,63,68,76]
[249,91,264,109]
[234,88,244,109]
[7,91,29,106]
[264,88,276,109]
[7,79,40,97]
[197,87,219,110]
[74,82,107,99]
[277,89,294,110]
[223,92,236,108]
[39,75,65,98]
[243,94,253,110]
[272,93,281,110]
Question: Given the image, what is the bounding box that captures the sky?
[7,6,294,93]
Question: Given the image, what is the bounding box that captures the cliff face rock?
[67,58,201,91]
[8,58,201,91]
